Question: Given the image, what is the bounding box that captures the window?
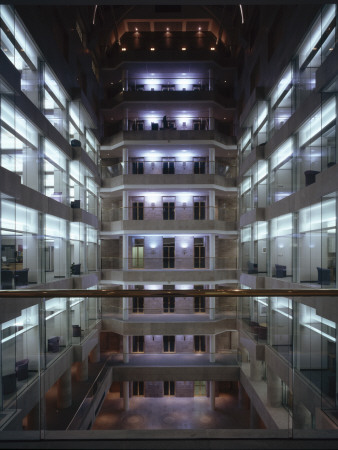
[194,381,207,396]
[163,158,175,174]
[194,287,206,313]
[194,158,206,174]
[163,238,175,268]
[132,159,144,174]
[133,381,144,396]
[163,202,175,220]
[132,336,144,353]
[163,336,175,353]
[132,238,144,268]
[194,201,206,220]
[132,202,144,220]
[133,297,144,313]
[194,335,206,352]
[135,120,144,130]
[164,381,175,396]
[163,296,175,313]
[194,238,205,268]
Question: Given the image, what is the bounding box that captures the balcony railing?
[123,77,213,92]
[100,257,237,271]
[101,161,234,178]
[0,289,338,440]
[101,206,236,224]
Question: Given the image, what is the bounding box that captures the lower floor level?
[92,384,266,430]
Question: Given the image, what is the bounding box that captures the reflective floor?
[92,390,264,430]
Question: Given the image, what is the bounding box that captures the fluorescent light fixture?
[306,324,336,342]
[239,4,244,24]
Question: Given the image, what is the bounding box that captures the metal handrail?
[0,288,337,298]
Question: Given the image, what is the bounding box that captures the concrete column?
[209,234,215,270]
[123,381,129,411]
[208,107,214,130]
[123,335,129,363]
[76,358,88,382]
[293,401,312,429]
[122,235,128,270]
[209,380,215,410]
[209,334,215,362]
[208,68,213,91]
[123,69,128,91]
[266,365,282,407]
[209,189,215,220]
[57,369,72,409]
[122,147,128,174]
[122,190,128,219]
[123,108,129,131]
[123,297,129,320]
[89,343,100,363]
[250,359,265,381]
[209,297,215,320]
[208,147,215,174]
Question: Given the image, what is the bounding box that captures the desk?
[2,263,23,271]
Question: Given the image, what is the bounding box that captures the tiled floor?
[92,392,261,430]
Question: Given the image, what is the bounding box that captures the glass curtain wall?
[0,97,40,191]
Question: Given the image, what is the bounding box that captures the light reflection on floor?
[92,392,261,430]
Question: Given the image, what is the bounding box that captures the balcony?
[102,160,236,177]
[101,125,236,148]
[103,85,235,109]
[101,206,237,235]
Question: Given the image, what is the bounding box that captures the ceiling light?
[150,47,155,51]
[210,47,215,51]
[122,47,127,52]
[182,47,186,51]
